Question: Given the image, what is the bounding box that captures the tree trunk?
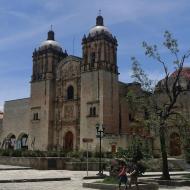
[159,124,171,180]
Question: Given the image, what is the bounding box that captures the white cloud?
[0,13,76,50]
[0,9,30,20]
[147,70,164,82]
[78,0,185,24]
[43,0,66,12]
[0,0,188,50]
[119,67,164,84]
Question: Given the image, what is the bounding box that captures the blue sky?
[1,0,190,111]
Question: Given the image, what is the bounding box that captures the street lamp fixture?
[96,123,105,176]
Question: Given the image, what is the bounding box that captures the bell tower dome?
[81,14,118,74]
[32,29,67,82]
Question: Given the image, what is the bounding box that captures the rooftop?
[171,67,190,80]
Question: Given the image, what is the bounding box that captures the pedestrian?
[128,161,139,190]
[118,161,128,190]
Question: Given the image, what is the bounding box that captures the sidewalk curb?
[140,178,190,187]
[83,182,159,190]
[0,168,31,171]
[0,177,71,183]
[83,174,107,180]
[142,172,190,177]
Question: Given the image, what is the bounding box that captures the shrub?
[102,176,118,184]
[1,149,11,156]
[47,151,58,157]
[104,151,114,158]
[67,151,82,158]
[88,157,98,162]
[24,150,40,157]
[59,151,66,157]
[11,149,22,157]
[83,151,92,158]
[94,151,105,158]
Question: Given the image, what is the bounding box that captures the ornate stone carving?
[64,105,74,119]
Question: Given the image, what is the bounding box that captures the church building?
[0,15,168,155]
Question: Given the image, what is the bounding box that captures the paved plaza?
[0,181,190,190]
[0,165,188,190]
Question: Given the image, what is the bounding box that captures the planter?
[83,182,159,190]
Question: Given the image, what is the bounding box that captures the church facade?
[1,15,187,157]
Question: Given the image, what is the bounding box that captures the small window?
[89,106,96,117]
[67,85,74,100]
[90,107,93,116]
[129,114,134,122]
[33,113,39,120]
[90,52,95,67]
[93,107,96,116]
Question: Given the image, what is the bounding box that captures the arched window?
[67,85,74,100]
[17,133,28,150]
[6,134,16,150]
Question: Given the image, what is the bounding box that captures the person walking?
[128,161,139,190]
[118,161,128,190]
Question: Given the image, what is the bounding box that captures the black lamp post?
[96,123,105,176]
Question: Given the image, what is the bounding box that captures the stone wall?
[0,156,105,170]
[0,98,30,147]
[29,80,53,151]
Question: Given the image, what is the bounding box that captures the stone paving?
[0,170,98,190]
[0,165,29,169]
[0,170,69,180]
[0,181,190,190]
[160,186,190,190]
[0,165,189,189]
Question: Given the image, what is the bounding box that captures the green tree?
[131,31,190,180]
